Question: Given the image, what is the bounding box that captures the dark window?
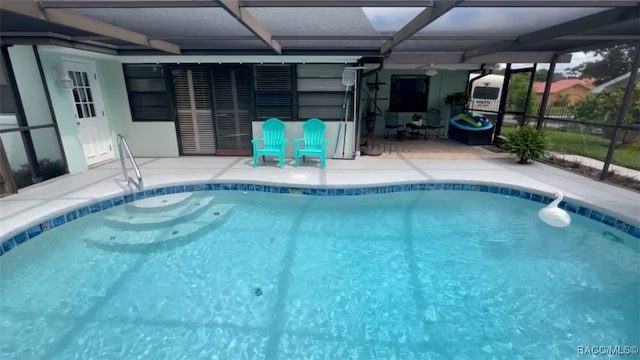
[472,87,500,100]
[123,64,172,121]
[389,75,429,112]
[254,65,293,120]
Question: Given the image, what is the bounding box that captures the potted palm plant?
[444,92,470,115]
[501,126,550,164]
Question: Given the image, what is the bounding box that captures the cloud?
[361,8,423,32]
[534,52,602,74]
[362,7,604,34]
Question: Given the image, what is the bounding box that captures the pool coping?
[1,180,638,257]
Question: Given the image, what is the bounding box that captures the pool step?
[104,193,214,230]
[127,192,194,212]
[84,203,234,250]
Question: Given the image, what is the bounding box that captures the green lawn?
[500,124,640,171]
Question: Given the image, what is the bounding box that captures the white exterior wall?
[37,47,179,175]
[252,121,355,160]
[99,61,179,158]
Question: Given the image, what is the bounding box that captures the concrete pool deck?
[0,156,639,240]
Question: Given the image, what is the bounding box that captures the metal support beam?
[0,37,119,55]
[72,34,639,43]
[522,63,537,124]
[600,43,640,180]
[2,32,119,49]
[0,1,181,54]
[464,6,640,61]
[493,63,512,144]
[460,0,639,6]
[536,55,557,130]
[216,0,282,54]
[380,0,464,54]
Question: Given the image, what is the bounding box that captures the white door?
[63,61,114,165]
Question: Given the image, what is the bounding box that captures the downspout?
[352,68,360,158]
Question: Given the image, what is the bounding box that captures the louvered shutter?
[212,68,252,153]
[123,64,171,121]
[254,65,293,120]
[171,69,216,155]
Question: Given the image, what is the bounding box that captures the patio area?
[360,137,508,159]
[1,155,638,243]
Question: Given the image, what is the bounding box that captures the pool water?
[1,190,638,359]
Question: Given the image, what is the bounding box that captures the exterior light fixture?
[53,68,74,89]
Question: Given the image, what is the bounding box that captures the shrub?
[12,158,67,189]
[501,126,550,164]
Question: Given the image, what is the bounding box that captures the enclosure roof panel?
[0,0,637,63]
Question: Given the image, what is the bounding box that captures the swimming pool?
[1,189,638,359]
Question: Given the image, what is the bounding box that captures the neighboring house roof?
[532,79,594,94]
[591,69,640,94]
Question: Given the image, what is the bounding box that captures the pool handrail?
[116,134,143,191]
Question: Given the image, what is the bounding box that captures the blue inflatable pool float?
[449,112,494,131]
[448,112,494,145]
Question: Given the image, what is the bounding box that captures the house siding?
[535,85,592,106]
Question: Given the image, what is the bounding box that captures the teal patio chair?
[251,118,288,168]
[294,118,328,168]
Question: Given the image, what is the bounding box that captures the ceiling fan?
[418,63,457,76]
[424,64,438,77]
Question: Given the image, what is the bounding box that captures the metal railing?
[116,134,143,191]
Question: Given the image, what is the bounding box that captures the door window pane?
[69,70,96,119]
[73,88,81,103]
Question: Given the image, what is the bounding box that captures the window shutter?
[254,65,293,120]
[213,68,251,150]
[171,69,216,155]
